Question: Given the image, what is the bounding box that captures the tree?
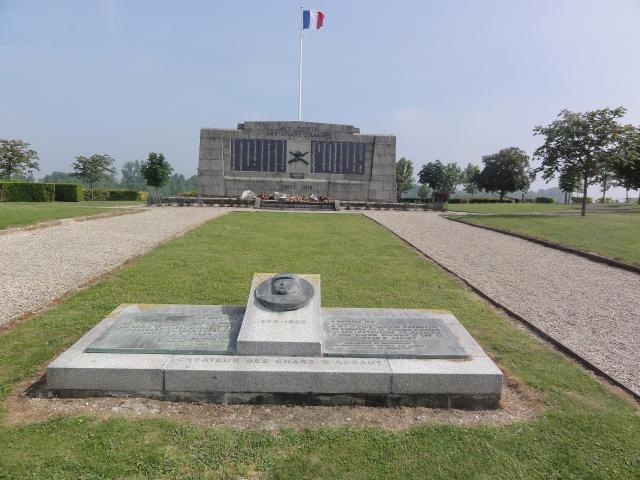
[610,124,640,204]
[395,157,414,201]
[533,107,626,216]
[71,154,116,199]
[463,164,481,195]
[141,152,173,192]
[476,147,533,201]
[0,139,40,180]
[558,167,581,204]
[41,171,83,184]
[120,160,146,190]
[442,163,463,195]
[418,161,445,201]
[417,184,430,202]
[418,160,462,202]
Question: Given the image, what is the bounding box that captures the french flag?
[303,9,325,30]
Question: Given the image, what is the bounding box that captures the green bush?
[534,196,555,203]
[107,189,139,201]
[0,182,55,202]
[83,188,140,201]
[572,196,593,204]
[54,183,83,202]
[137,191,148,202]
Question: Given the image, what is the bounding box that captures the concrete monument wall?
[197,121,396,201]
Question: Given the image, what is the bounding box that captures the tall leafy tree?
[476,147,533,201]
[120,160,146,190]
[463,163,481,195]
[611,124,640,204]
[395,157,414,201]
[533,107,625,216]
[0,139,40,180]
[442,163,463,195]
[418,160,462,202]
[141,152,173,192]
[418,160,445,201]
[71,154,116,199]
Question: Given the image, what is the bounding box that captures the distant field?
[462,212,640,266]
[446,203,579,214]
[0,202,136,230]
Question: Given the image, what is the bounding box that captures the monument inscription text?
[322,311,468,358]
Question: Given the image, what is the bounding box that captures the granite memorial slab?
[322,308,468,358]
[46,274,503,409]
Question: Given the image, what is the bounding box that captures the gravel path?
[365,211,640,397]
[0,207,231,326]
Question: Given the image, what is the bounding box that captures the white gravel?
[0,207,231,325]
[365,211,640,396]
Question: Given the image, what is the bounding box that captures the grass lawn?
[446,203,580,214]
[462,212,640,266]
[0,212,638,478]
[0,202,139,230]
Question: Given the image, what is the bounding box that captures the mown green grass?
[0,202,137,229]
[463,212,640,266]
[446,203,580,214]
[0,212,638,478]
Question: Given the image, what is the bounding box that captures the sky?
[2,0,640,197]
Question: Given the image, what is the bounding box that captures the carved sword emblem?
[288,150,309,165]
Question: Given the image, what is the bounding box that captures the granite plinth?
[236,273,322,356]
[46,299,503,408]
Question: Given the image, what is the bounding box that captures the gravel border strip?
[365,214,640,403]
[443,215,640,275]
[0,209,143,237]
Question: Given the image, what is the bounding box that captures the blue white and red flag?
[303,10,325,30]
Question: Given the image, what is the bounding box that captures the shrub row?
[448,198,516,204]
[53,183,84,202]
[572,196,593,204]
[0,182,56,202]
[83,189,146,201]
[534,196,555,203]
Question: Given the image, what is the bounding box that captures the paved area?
[365,211,640,397]
[0,207,231,325]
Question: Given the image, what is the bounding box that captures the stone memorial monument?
[197,121,397,202]
[47,273,502,409]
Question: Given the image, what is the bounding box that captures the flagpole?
[298,5,303,121]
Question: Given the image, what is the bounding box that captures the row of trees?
[534,107,640,215]
[396,147,533,203]
[69,152,173,198]
[396,106,640,215]
[0,139,178,199]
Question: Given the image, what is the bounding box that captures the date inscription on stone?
[86,308,243,354]
[322,311,467,358]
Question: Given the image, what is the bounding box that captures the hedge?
[0,182,55,202]
[83,188,146,201]
[534,196,555,203]
[54,183,84,202]
[572,196,593,204]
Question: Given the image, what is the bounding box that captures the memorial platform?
[47,274,503,409]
